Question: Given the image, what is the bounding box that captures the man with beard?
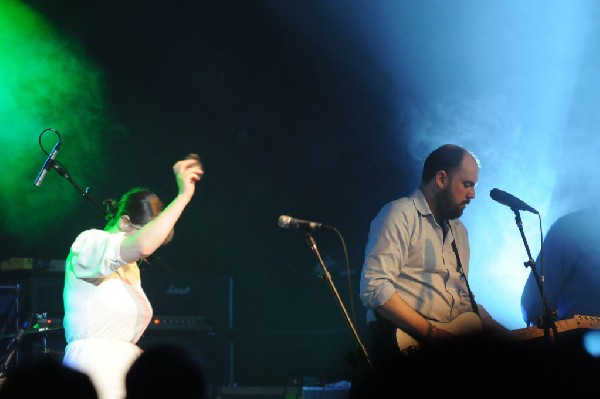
[353,144,507,397]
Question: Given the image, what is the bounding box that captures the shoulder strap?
[451,238,480,317]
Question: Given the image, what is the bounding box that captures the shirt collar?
[411,188,455,235]
[411,188,432,216]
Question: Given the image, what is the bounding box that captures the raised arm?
[119,156,204,262]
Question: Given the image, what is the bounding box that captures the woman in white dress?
[62,155,204,399]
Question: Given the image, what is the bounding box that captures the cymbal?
[1,325,63,339]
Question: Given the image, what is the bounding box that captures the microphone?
[490,188,539,214]
[278,215,337,232]
[33,141,61,187]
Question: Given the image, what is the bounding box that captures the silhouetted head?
[125,342,206,399]
[0,357,98,399]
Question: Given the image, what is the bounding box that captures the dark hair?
[103,187,165,230]
[421,144,476,183]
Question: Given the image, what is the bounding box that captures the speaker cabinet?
[141,272,233,332]
[0,270,236,387]
[137,272,235,397]
[138,330,234,398]
[0,284,21,334]
[0,271,64,322]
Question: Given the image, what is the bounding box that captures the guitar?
[396,314,600,354]
[510,315,600,341]
[395,311,483,354]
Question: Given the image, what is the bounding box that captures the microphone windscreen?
[278,215,291,228]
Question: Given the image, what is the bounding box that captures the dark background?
[1,0,420,390]
[6,2,600,394]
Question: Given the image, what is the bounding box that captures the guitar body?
[395,311,483,354]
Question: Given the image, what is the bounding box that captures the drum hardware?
[0,312,64,375]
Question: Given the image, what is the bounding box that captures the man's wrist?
[427,323,437,339]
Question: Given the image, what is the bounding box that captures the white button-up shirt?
[360,188,474,324]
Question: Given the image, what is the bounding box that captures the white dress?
[62,229,153,399]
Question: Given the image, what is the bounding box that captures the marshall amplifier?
[139,273,235,396]
[141,272,233,333]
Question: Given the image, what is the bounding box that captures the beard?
[439,188,465,220]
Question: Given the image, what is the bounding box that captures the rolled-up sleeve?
[360,202,409,311]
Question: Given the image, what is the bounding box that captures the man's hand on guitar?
[396,312,483,354]
[427,324,454,342]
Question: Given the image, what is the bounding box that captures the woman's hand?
[173,154,204,199]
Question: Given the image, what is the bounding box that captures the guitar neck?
[512,315,600,341]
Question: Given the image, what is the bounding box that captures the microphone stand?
[512,208,557,345]
[0,313,35,378]
[53,164,105,214]
[303,232,373,372]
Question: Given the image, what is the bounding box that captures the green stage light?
[0,1,120,249]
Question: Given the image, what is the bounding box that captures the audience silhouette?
[125,342,206,399]
[0,356,98,399]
